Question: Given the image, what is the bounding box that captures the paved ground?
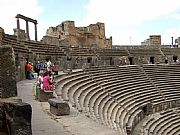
[17,80,72,135]
[17,78,120,135]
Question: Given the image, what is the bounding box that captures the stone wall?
[0,45,32,135]
[141,35,161,45]
[149,35,161,45]
[13,28,26,40]
[0,45,17,98]
[44,21,112,48]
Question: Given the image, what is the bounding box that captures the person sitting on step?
[43,71,55,91]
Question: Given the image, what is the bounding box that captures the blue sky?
[1,0,180,45]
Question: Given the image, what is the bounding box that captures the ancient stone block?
[3,102,32,135]
[13,28,26,40]
[48,98,70,116]
[0,45,17,98]
[0,104,6,132]
[37,89,53,102]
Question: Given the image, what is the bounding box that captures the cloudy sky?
[1,0,180,45]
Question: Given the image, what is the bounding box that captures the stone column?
[17,18,20,29]
[26,20,30,40]
[0,27,5,44]
[34,23,37,41]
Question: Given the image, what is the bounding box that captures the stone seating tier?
[95,48,128,57]
[141,108,180,135]
[143,64,180,103]
[2,36,66,57]
[55,65,180,135]
[2,38,30,54]
[161,48,180,55]
[128,48,162,56]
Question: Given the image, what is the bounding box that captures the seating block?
[37,88,53,102]
[48,98,70,116]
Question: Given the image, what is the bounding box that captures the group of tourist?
[25,59,55,80]
[25,59,57,93]
[36,70,55,91]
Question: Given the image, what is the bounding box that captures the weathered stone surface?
[0,27,5,43]
[0,104,6,133]
[13,28,26,40]
[37,89,53,102]
[48,98,70,116]
[0,45,17,98]
[3,102,32,135]
[44,21,112,48]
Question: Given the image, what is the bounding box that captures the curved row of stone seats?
[55,65,180,135]
[55,66,159,134]
[88,65,158,134]
[127,48,162,56]
[69,66,118,109]
[91,67,143,127]
[161,47,180,56]
[22,40,66,56]
[95,48,129,57]
[68,46,94,57]
[82,67,123,121]
[2,35,30,54]
[101,66,163,132]
[55,70,87,100]
[2,34,66,57]
[82,65,172,133]
[68,66,161,133]
[141,107,180,135]
[142,64,180,103]
[55,67,126,130]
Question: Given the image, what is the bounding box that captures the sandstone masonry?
[43,21,112,48]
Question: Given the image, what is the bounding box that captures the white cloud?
[0,0,44,40]
[83,0,180,44]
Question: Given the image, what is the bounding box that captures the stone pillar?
[34,23,37,41]
[17,18,20,29]
[0,45,17,98]
[26,20,30,40]
[0,27,5,44]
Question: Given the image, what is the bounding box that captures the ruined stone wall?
[0,45,17,98]
[149,35,161,45]
[105,36,112,48]
[141,35,161,45]
[44,21,112,48]
[42,35,60,45]
[0,44,32,135]
[13,28,26,40]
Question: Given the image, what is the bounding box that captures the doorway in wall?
[150,56,154,64]
[173,56,178,63]
[128,57,134,65]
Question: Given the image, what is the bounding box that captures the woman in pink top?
[43,72,55,91]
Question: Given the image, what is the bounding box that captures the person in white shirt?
[37,70,43,89]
